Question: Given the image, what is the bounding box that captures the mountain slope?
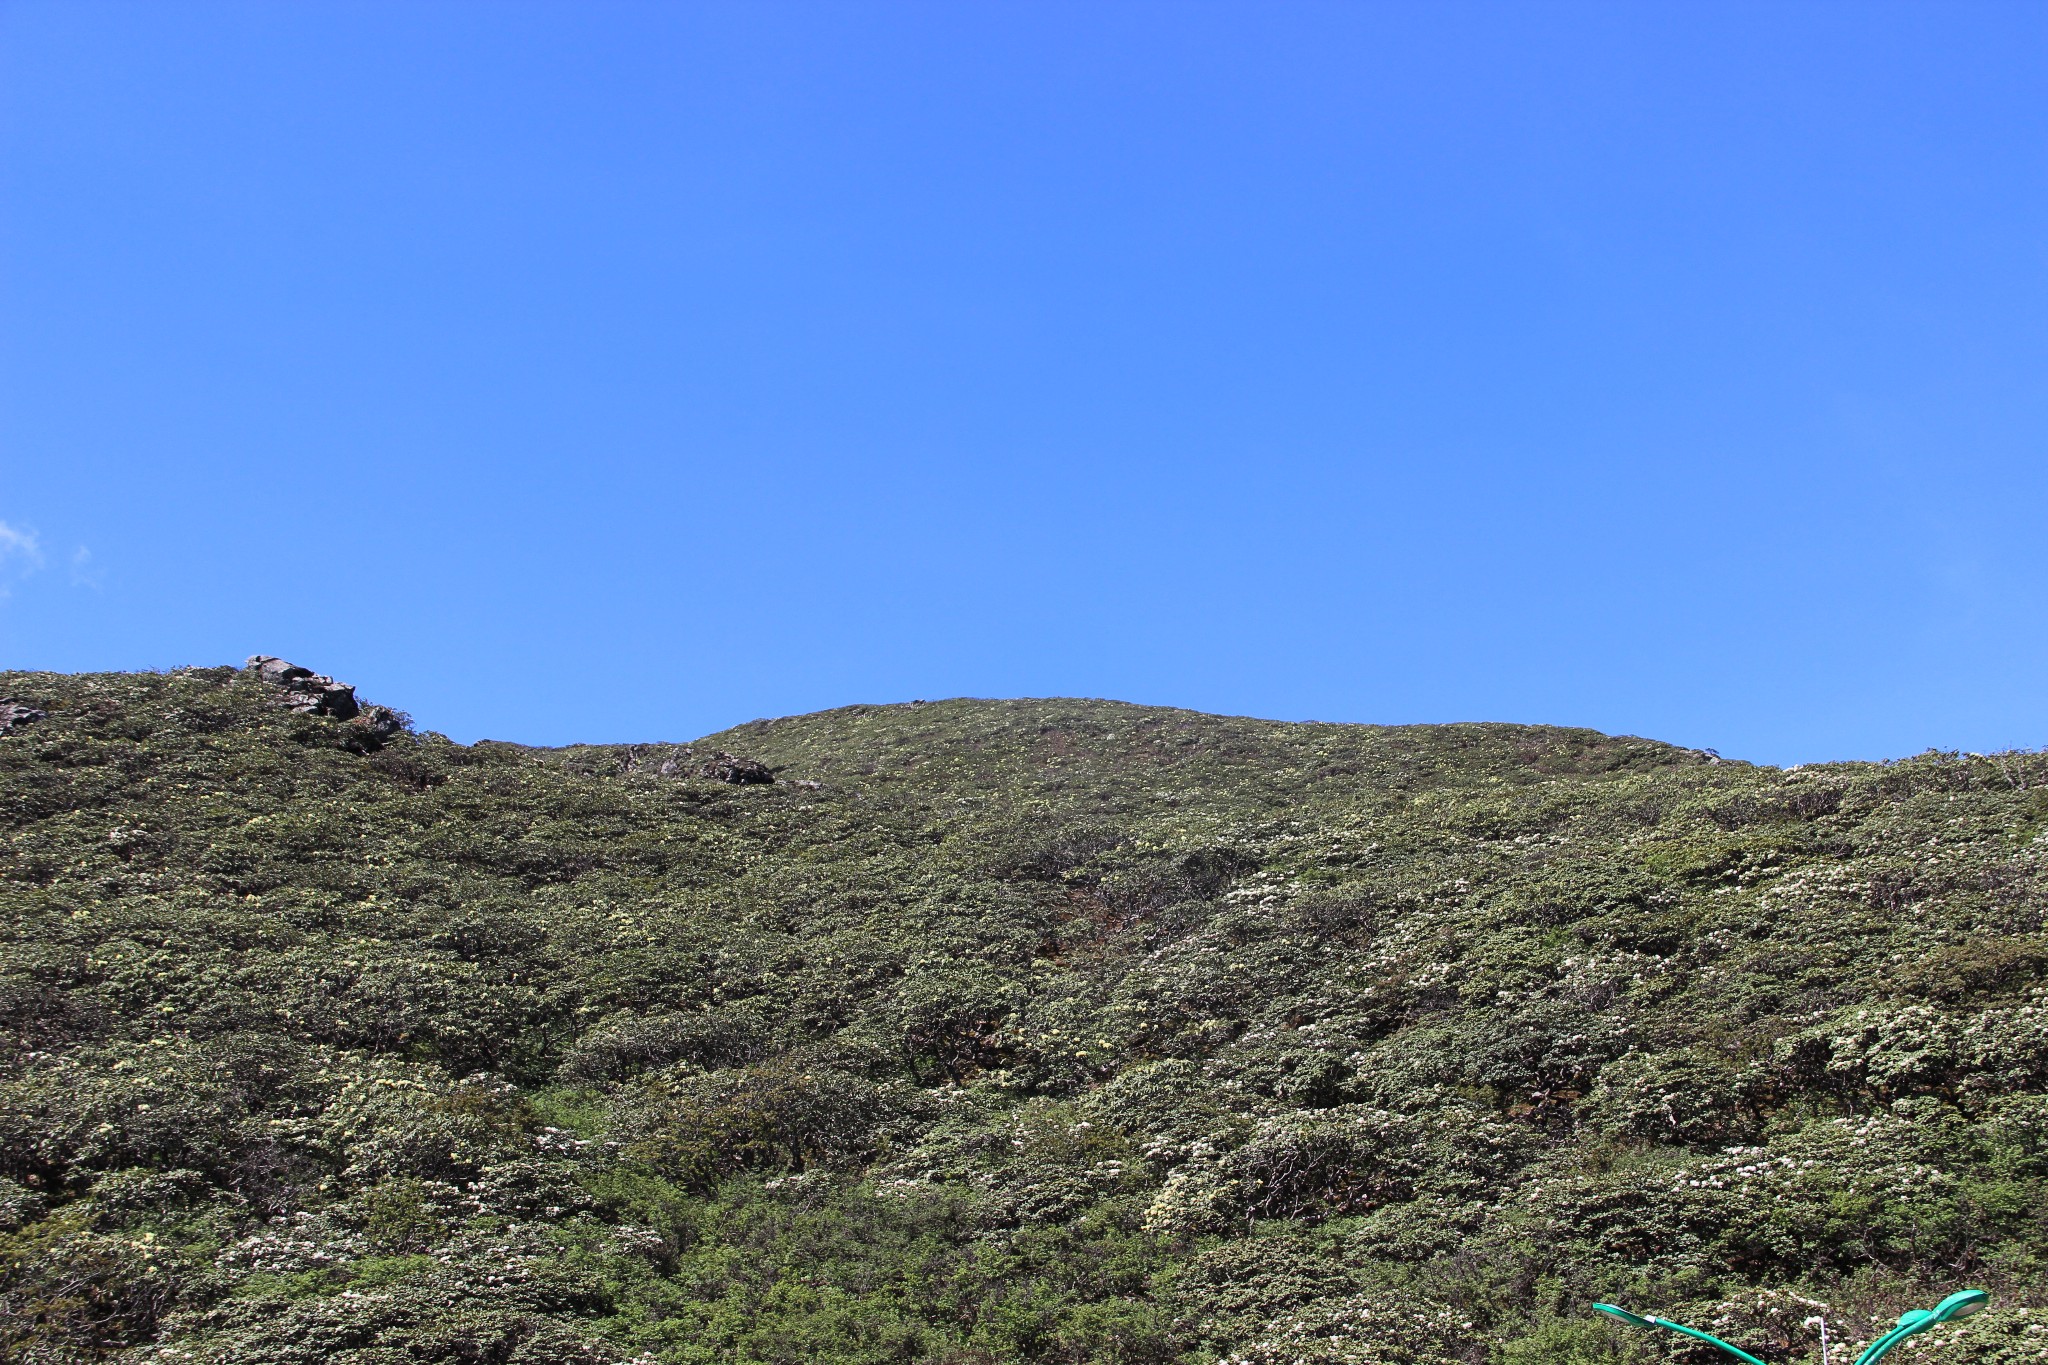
[1,665,2044,1365]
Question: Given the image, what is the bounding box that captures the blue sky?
[2,1,2044,765]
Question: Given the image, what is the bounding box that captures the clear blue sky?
[3,2,2044,765]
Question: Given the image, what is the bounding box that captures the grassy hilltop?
[2,665,2046,1365]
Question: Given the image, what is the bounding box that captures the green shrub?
[3,669,2046,1362]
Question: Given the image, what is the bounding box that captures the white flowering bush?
[1584,1049,1752,1148]
[1775,999,2048,1104]
[1216,1293,1482,1365]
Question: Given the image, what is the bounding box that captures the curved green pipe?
[1853,1294,1989,1365]
[1595,1291,1987,1365]
[1852,1324,1911,1365]
[1593,1305,1772,1365]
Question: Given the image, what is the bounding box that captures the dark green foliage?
[2,668,2046,1363]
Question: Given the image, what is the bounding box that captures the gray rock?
[249,656,314,685]
[0,701,45,734]
[244,655,361,720]
[698,752,775,785]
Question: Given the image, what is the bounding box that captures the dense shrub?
[1,670,2044,1363]
[612,1059,885,1189]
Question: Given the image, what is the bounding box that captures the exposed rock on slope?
[244,654,404,749]
[603,745,776,783]
[244,654,362,718]
[696,751,775,784]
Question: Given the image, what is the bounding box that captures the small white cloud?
[0,520,45,602]
[70,545,103,589]
[0,520,43,570]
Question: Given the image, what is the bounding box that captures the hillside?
[2,663,2045,1365]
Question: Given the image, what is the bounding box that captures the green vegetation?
[2,665,2045,1365]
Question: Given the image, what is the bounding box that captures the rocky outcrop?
[245,656,404,751]
[620,746,776,784]
[245,656,361,719]
[0,701,45,734]
[697,752,775,785]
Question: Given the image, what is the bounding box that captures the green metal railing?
[1592,1290,1988,1365]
